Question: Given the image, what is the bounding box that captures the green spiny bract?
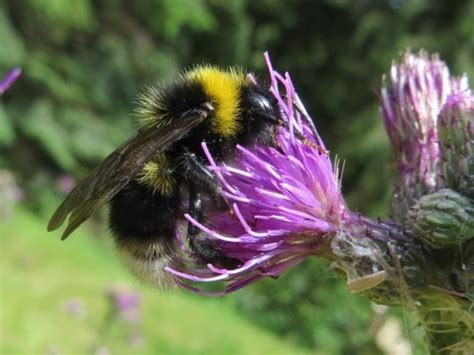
[409,189,474,249]
[438,92,474,199]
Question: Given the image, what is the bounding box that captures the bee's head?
[246,90,280,125]
[235,86,281,146]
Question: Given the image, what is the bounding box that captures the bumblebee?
[48,66,281,289]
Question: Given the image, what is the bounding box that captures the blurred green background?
[0,0,472,354]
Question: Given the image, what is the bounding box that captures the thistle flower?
[165,51,473,353]
[166,54,356,293]
[0,68,21,95]
[378,51,469,219]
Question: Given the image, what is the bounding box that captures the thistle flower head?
[378,51,469,218]
[166,54,347,294]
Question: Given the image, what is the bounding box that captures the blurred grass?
[0,206,305,354]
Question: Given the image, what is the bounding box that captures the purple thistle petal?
[165,266,230,282]
[183,213,244,242]
[0,68,21,95]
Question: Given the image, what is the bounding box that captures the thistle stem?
[331,215,473,353]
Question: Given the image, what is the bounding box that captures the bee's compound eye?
[249,93,273,114]
[247,92,279,124]
[249,93,273,113]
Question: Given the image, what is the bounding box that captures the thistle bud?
[378,51,470,221]
[438,92,474,198]
[408,189,474,249]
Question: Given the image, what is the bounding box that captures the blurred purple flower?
[63,298,87,319]
[107,285,141,324]
[0,170,25,220]
[166,53,349,294]
[0,68,21,95]
[45,345,61,355]
[378,51,470,212]
[94,345,110,355]
[56,174,76,194]
[127,332,145,349]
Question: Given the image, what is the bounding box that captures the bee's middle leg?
[181,151,230,211]
[182,151,240,267]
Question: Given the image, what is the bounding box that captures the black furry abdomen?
[109,180,180,241]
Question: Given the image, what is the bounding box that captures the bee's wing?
[48,112,207,240]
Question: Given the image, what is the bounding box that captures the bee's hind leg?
[187,186,240,269]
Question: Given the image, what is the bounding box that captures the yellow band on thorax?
[187,66,247,137]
